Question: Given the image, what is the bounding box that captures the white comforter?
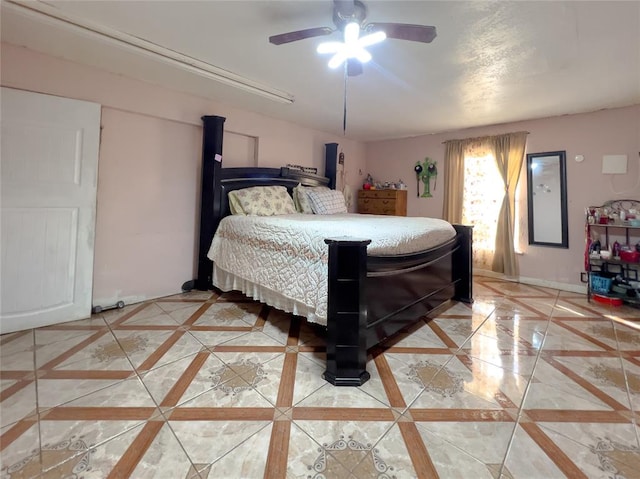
[208,213,456,325]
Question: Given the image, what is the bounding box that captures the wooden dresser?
[357,189,407,216]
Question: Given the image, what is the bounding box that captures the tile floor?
[1,277,640,478]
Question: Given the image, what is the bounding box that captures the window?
[461,152,504,270]
[443,131,528,276]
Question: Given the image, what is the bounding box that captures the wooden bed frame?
[184,115,473,386]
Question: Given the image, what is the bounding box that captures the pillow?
[228,190,246,215]
[306,189,348,215]
[293,184,330,214]
[228,186,296,216]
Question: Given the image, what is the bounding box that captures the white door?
[1,87,101,333]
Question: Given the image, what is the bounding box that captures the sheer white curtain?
[461,140,503,270]
[444,132,528,274]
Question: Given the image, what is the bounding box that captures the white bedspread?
[208,213,456,325]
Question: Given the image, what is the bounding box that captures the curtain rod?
[442,131,530,144]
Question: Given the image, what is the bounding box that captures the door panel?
[1,87,101,333]
[1,207,77,314]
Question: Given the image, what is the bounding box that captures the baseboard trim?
[474,269,587,294]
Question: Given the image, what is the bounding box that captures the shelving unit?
[584,200,640,308]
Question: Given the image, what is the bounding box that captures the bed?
[184,115,473,386]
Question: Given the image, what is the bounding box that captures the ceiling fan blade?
[347,59,363,77]
[269,27,334,45]
[364,23,437,43]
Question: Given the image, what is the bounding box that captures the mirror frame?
[526,150,569,248]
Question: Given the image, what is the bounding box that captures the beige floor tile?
[139,353,203,405]
[34,420,146,477]
[0,331,34,371]
[193,302,262,328]
[34,329,103,369]
[291,420,398,476]
[0,419,40,473]
[294,380,389,409]
[502,425,568,478]
[203,423,272,478]
[130,423,197,478]
[51,330,133,371]
[37,377,134,411]
[102,302,165,324]
[409,357,505,410]
[188,330,252,349]
[2,277,640,478]
[416,421,515,479]
[169,420,272,466]
[553,355,635,409]
[0,381,37,427]
[523,359,618,411]
[111,328,204,370]
[292,353,329,405]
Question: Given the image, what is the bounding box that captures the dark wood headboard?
[215,167,330,219]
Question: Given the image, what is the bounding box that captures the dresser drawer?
[358,190,399,200]
[358,203,398,215]
[357,189,407,216]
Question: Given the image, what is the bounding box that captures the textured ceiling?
[2,0,639,140]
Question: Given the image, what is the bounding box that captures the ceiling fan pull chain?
[343,61,348,135]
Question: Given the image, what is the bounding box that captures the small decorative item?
[613,241,621,259]
[363,173,373,190]
[413,163,423,197]
[414,157,438,197]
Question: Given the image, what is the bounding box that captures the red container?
[592,294,623,306]
[620,250,640,263]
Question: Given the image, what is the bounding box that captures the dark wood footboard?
[323,226,473,386]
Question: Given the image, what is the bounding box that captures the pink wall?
[1,43,366,306]
[366,105,640,290]
[4,42,637,299]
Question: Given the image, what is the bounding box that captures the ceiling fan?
[269,0,437,76]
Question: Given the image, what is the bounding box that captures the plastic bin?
[590,275,612,294]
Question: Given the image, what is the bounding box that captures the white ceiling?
[2,0,639,141]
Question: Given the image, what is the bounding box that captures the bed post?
[323,238,371,386]
[193,115,226,291]
[324,143,338,190]
[452,224,473,303]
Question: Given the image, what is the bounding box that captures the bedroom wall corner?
[364,105,640,290]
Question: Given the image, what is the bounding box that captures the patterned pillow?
[293,184,330,214]
[228,190,246,215]
[229,186,296,216]
[306,189,348,215]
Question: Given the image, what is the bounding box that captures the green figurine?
[414,157,437,197]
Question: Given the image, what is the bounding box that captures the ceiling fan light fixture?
[317,20,385,70]
[328,52,348,69]
[270,0,437,78]
[316,42,343,54]
[344,22,361,43]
